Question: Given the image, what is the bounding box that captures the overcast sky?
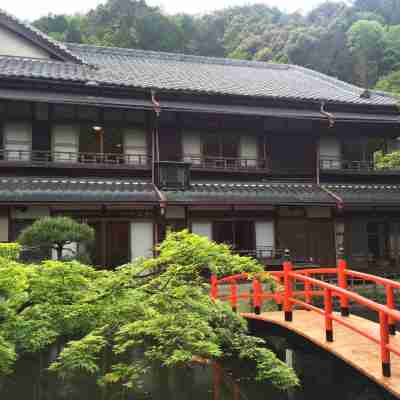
[2,0,339,21]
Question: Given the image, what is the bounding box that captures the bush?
[0,243,21,261]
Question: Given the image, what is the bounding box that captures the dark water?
[0,322,397,400]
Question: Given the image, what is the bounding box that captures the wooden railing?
[0,150,151,168]
[183,154,269,171]
[211,254,400,378]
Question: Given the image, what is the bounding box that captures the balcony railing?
[183,154,269,171]
[320,156,400,174]
[0,150,151,169]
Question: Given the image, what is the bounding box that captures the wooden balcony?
[320,157,400,175]
[183,154,269,172]
[0,150,151,170]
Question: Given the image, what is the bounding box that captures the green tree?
[347,19,385,86]
[0,231,298,394]
[17,217,94,261]
[376,69,400,94]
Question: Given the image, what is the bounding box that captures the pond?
[0,323,397,400]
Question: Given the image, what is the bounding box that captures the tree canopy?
[0,230,298,394]
[17,217,94,260]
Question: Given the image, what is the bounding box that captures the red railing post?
[211,274,218,301]
[253,278,262,315]
[337,247,349,317]
[379,310,391,377]
[283,249,293,322]
[230,279,238,313]
[386,285,396,336]
[324,288,334,342]
[304,272,312,306]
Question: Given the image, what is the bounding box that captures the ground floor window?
[212,220,255,253]
[347,218,400,269]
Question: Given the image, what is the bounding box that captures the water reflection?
[0,331,398,400]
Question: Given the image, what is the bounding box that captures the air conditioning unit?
[155,161,191,190]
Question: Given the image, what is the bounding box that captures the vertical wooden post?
[379,311,391,377]
[283,249,293,322]
[324,288,333,342]
[212,361,222,400]
[230,279,238,312]
[253,278,262,315]
[337,247,349,317]
[386,285,396,336]
[211,274,218,301]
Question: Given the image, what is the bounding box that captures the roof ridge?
[66,43,291,71]
[0,8,86,65]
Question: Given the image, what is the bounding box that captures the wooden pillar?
[101,219,107,267]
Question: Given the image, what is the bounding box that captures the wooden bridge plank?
[242,311,400,398]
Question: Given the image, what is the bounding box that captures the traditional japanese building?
[1,9,400,270]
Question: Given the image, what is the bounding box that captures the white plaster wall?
[52,125,79,162]
[255,221,274,250]
[191,222,212,240]
[0,25,51,59]
[4,122,32,161]
[130,221,153,260]
[124,127,147,164]
[319,136,341,169]
[182,132,201,164]
[0,216,9,242]
[52,242,77,260]
[240,135,258,167]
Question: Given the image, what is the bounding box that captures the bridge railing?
[210,250,400,378]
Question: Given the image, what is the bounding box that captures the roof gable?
[0,9,84,64]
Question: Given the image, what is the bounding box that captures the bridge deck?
[243,311,400,398]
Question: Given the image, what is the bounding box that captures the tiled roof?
[0,8,397,107]
[0,9,85,64]
[164,182,336,205]
[0,177,158,203]
[323,184,400,205]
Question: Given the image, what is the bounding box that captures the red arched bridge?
[210,255,400,398]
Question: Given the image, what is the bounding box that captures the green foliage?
[376,69,400,94]
[17,217,94,260]
[0,243,21,261]
[0,230,298,392]
[375,149,400,168]
[347,19,385,86]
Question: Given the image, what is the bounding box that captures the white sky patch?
[1,0,340,21]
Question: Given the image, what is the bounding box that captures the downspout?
[150,90,167,245]
[320,185,344,211]
[151,90,161,184]
[320,101,335,128]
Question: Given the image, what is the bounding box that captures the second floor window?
[203,133,238,159]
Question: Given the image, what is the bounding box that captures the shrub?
[17,217,94,261]
[0,243,21,261]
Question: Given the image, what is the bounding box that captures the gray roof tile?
[164,182,335,205]
[0,177,158,203]
[323,184,400,205]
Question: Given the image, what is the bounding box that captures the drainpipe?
[151,90,161,184]
[320,101,335,128]
[320,185,343,211]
